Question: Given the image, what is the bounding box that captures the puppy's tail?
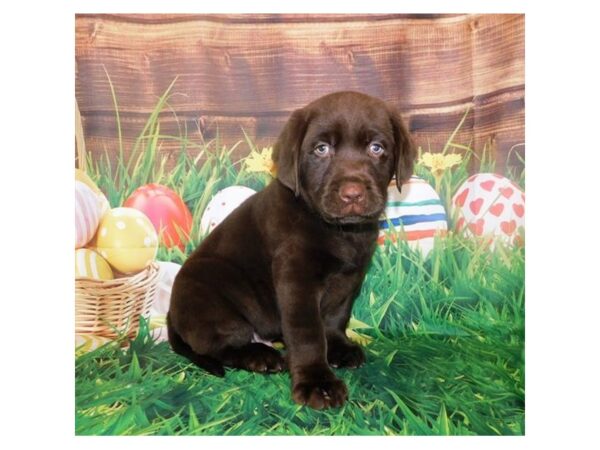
[167,314,225,377]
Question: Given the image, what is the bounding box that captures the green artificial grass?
[75,79,525,436]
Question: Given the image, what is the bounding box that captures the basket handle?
[75,98,86,172]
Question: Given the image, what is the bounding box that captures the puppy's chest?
[326,233,376,273]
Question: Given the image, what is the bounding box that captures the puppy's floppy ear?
[389,107,416,192]
[272,108,309,197]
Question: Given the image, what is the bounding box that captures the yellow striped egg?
[74,248,114,280]
[76,334,113,356]
[93,207,158,274]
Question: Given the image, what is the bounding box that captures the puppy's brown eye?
[368,143,384,156]
[314,144,331,157]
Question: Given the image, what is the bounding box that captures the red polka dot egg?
[452,173,524,245]
[124,183,193,250]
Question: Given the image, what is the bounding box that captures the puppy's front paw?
[328,341,365,369]
[292,377,348,409]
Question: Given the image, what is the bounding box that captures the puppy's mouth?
[317,181,386,225]
[334,215,374,225]
[321,206,384,225]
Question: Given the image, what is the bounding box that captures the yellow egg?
[94,207,158,274]
[75,168,110,215]
[76,334,113,356]
[75,248,114,280]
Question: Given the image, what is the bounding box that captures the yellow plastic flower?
[419,152,462,177]
[245,147,277,177]
[345,317,374,346]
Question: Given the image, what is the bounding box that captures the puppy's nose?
[339,182,365,204]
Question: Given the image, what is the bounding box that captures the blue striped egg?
[378,176,448,255]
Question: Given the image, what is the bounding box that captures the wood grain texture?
[75,13,524,173]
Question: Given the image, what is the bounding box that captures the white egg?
[199,186,257,235]
[150,261,182,316]
[452,173,525,246]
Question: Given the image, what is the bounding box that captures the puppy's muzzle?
[338,182,365,205]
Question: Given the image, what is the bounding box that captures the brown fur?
[167,91,415,409]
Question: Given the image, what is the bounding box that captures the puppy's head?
[272,91,415,224]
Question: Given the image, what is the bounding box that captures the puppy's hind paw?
[328,341,365,369]
[221,343,285,374]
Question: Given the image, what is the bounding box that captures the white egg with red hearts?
[200,186,257,235]
[378,176,448,256]
[452,173,524,245]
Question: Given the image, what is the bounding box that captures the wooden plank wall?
[75,14,525,173]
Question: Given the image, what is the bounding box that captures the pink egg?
[75,181,103,248]
[452,173,525,245]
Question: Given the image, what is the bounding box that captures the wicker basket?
[75,99,160,340]
[75,262,160,339]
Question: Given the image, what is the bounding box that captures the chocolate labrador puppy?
[167,91,415,409]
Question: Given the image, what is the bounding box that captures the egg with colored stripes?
[378,176,448,256]
[92,207,158,274]
[75,248,114,280]
[452,173,524,245]
[75,181,103,249]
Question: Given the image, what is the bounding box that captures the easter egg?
[76,334,113,357]
[124,183,193,250]
[378,176,448,256]
[140,261,182,345]
[452,173,525,245]
[200,186,257,234]
[75,248,114,280]
[75,168,110,215]
[75,181,103,249]
[93,207,158,274]
[150,261,182,316]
